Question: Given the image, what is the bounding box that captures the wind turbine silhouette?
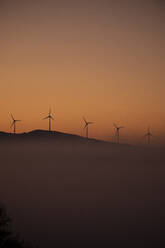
[10,113,21,134]
[113,123,124,144]
[43,108,54,131]
[144,126,153,145]
[83,117,94,139]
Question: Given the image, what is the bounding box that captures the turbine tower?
[10,114,21,134]
[83,117,94,139]
[43,108,54,131]
[113,123,124,144]
[144,126,152,145]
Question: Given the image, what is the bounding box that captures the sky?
[0,0,165,144]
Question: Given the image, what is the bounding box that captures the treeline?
[0,205,36,248]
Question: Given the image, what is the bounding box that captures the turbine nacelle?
[144,126,153,144]
[83,117,93,127]
[43,108,54,131]
[145,127,152,136]
[10,113,21,134]
[43,115,54,120]
[83,117,94,138]
[113,123,124,130]
[113,123,124,144]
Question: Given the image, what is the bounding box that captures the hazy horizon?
[1,0,165,144]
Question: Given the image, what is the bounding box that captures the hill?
[0,129,129,147]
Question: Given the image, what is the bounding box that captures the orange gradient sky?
[0,0,165,144]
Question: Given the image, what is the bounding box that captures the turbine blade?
[50,116,54,120]
[113,123,117,128]
[83,124,88,129]
[10,113,14,121]
[10,121,14,128]
[43,116,49,120]
[83,117,87,124]
[88,122,94,124]
[119,126,124,129]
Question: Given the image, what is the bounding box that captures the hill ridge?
[0,129,130,147]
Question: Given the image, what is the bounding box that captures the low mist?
[0,140,165,247]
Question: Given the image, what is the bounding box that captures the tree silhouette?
[0,205,34,248]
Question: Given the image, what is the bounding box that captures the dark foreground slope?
[0,131,165,248]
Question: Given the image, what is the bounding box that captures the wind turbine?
[43,108,54,131]
[144,126,152,145]
[113,123,124,144]
[10,113,21,134]
[83,117,94,138]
